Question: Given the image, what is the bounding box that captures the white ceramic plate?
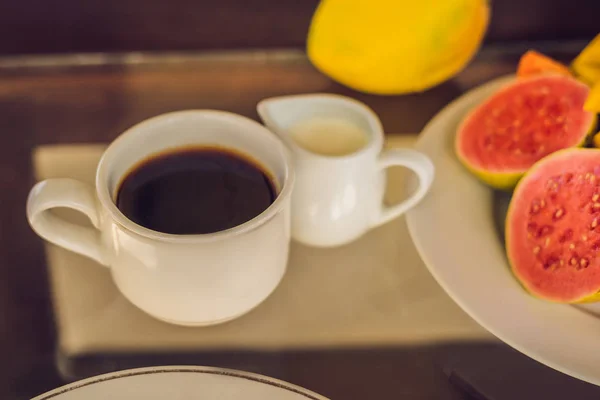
[406,74,600,386]
[31,366,329,400]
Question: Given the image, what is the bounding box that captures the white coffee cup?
[27,110,295,326]
[258,94,434,247]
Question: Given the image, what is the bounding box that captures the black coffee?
[116,147,277,234]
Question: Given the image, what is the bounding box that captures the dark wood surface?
[0,0,599,55]
[2,44,600,399]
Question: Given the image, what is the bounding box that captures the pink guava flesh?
[507,149,600,302]
[456,75,593,175]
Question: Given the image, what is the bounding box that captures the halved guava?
[506,148,600,303]
[455,74,595,190]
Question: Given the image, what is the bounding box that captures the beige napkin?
[32,135,493,356]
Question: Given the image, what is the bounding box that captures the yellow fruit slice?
[584,82,600,113]
[307,0,490,95]
[593,131,600,148]
[572,34,600,86]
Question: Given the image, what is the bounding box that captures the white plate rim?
[32,365,329,400]
[406,73,600,386]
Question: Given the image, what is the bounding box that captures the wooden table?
[4,44,600,399]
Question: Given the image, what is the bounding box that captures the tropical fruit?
[506,148,600,303]
[584,83,600,113]
[570,34,600,113]
[306,0,490,95]
[455,74,595,190]
[571,33,600,86]
[593,132,600,148]
[516,50,571,79]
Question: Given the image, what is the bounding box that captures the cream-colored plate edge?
[32,365,329,399]
[406,74,600,386]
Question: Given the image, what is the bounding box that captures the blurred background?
[1,0,598,55]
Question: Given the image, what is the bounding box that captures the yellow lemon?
[307,0,490,95]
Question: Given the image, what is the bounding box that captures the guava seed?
[527,222,538,233]
[564,173,574,183]
[536,225,554,238]
[547,177,561,189]
[559,229,574,243]
[543,256,560,270]
[553,208,565,221]
[570,257,578,266]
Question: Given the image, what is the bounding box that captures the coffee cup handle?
[27,178,107,266]
[372,148,435,228]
